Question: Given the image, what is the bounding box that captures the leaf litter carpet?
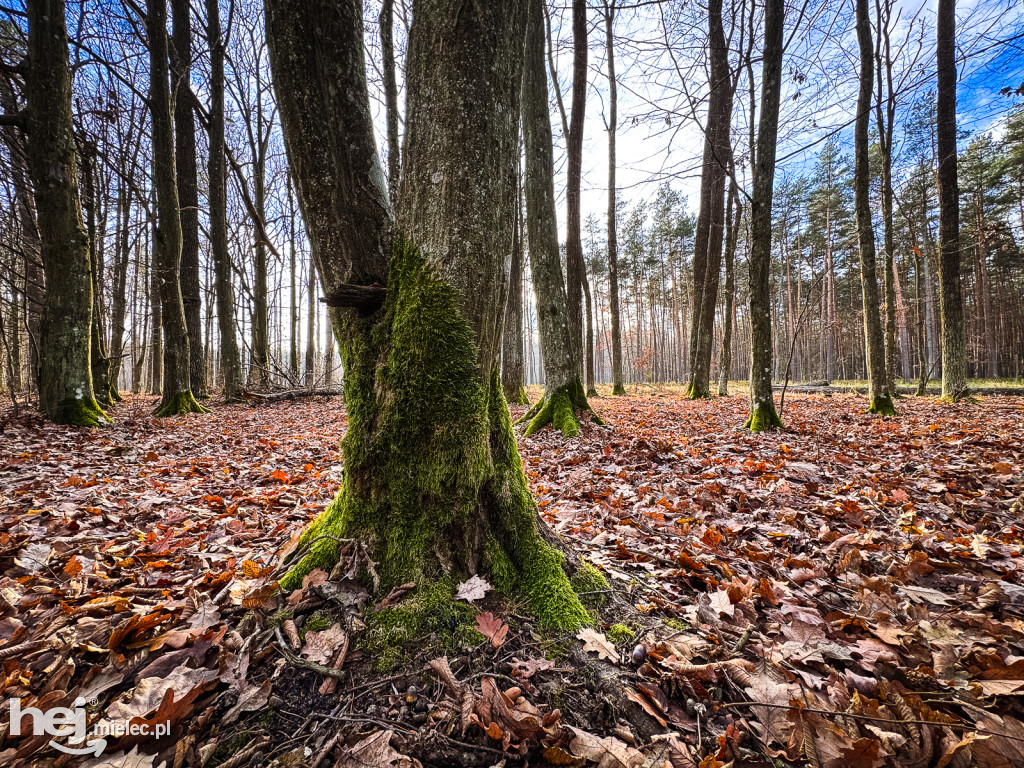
[0,391,1023,767]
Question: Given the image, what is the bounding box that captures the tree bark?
[289,179,299,379]
[936,0,968,401]
[519,0,600,436]
[745,0,785,432]
[108,181,129,400]
[267,0,598,630]
[171,0,206,398]
[25,0,108,426]
[718,177,740,396]
[206,0,243,402]
[0,76,43,389]
[854,0,895,415]
[80,141,113,407]
[380,0,401,206]
[502,181,529,405]
[604,0,625,396]
[147,0,207,416]
[687,0,733,400]
[565,0,587,373]
[148,215,162,395]
[875,0,899,397]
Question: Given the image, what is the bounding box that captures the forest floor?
[1,389,1023,768]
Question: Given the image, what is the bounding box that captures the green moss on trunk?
[612,383,627,396]
[505,385,530,406]
[686,380,713,400]
[867,395,897,416]
[280,242,594,631]
[154,390,210,417]
[744,400,784,432]
[518,378,603,437]
[54,396,110,427]
[586,386,599,398]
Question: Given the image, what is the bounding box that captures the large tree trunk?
[854,0,895,415]
[501,185,529,405]
[171,0,207,398]
[936,0,968,401]
[24,0,108,426]
[605,0,625,396]
[687,0,733,400]
[519,0,600,437]
[147,0,207,416]
[267,0,598,630]
[206,0,243,402]
[745,0,785,432]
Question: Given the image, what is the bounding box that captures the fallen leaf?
[455,574,492,603]
[475,612,509,648]
[578,628,618,662]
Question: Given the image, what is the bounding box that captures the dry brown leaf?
[335,730,422,768]
[565,725,644,768]
[577,628,618,662]
[301,623,347,665]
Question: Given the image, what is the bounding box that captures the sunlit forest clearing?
[2,0,1024,766]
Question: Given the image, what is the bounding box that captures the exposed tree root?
[154,390,210,417]
[744,401,784,433]
[517,379,603,437]
[867,394,897,416]
[503,385,530,406]
[53,396,111,427]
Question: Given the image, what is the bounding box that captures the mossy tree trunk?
[854,0,895,416]
[205,0,243,402]
[267,0,597,630]
[519,0,599,437]
[936,0,968,402]
[687,0,733,401]
[147,0,207,417]
[502,187,529,406]
[744,0,785,433]
[24,0,108,427]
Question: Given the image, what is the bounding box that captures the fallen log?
[241,388,344,404]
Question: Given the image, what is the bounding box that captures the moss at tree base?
[686,381,713,400]
[279,241,595,633]
[154,390,211,417]
[744,401,784,433]
[518,378,602,437]
[867,395,897,416]
[612,383,627,396]
[504,385,531,406]
[53,396,111,427]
